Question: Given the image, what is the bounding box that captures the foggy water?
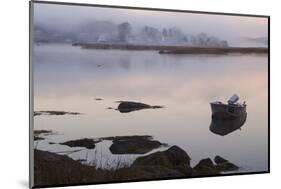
[33,44,268,172]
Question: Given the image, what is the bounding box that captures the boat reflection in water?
[210,112,247,136]
[209,94,247,136]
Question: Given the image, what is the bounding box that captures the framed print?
[29,1,270,188]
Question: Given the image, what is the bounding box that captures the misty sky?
[33,2,268,46]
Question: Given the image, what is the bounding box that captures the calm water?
[33,44,268,172]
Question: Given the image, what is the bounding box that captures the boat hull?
[210,102,246,118]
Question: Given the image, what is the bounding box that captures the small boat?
[210,94,247,119]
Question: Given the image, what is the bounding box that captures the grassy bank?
[34,149,188,187]
[34,145,238,187]
[76,42,268,54]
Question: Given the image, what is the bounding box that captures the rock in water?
[34,111,82,116]
[164,146,191,166]
[118,101,151,113]
[117,101,163,113]
[215,162,239,172]
[214,156,239,172]
[132,146,192,176]
[60,138,99,149]
[193,158,220,176]
[214,155,228,164]
[193,156,239,176]
[108,136,163,154]
[95,98,103,101]
[194,158,214,168]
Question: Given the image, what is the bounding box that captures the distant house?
[97,34,110,43]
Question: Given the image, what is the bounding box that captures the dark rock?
[194,158,214,168]
[61,138,100,149]
[34,112,41,116]
[133,146,191,167]
[132,146,192,176]
[108,135,163,154]
[34,136,44,141]
[34,111,82,116]
[215,162,239,172]
[118,101,150,112]
[151,105,163,109]
[193,156,239,176]
[117,101,163,113]
[214,156,239,172]
[102,135,153,141]
[165,146,191,166]
[193,158,220,176]
[34,130,54,141]
[214,155,228,164]
[34,130,53,135]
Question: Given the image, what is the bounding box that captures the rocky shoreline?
[33,129,239,186]
[34,143,238,186]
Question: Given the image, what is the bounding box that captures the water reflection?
[209,113,247,136]
[34,44,268,172]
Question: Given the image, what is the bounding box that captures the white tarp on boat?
[228,94,239,104]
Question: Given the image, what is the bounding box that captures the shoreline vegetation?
[34,130,239,186]
[73,42,268,54]
[34,146,238,186]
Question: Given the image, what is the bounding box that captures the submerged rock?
[193,158,220,176]
[132,146,192,176]
[34,111,82,116]
[106,135,163,154]
[34,130,54,141]
[34,136,44,141]
[34,130,53,135]
[117,101,163,113]
[193,156,239,176]
[214,155,228,164]
[94,98,103,101]
[60,138,100,149]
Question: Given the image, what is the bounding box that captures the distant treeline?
[76,43,267,54]
[34,20,228,47]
